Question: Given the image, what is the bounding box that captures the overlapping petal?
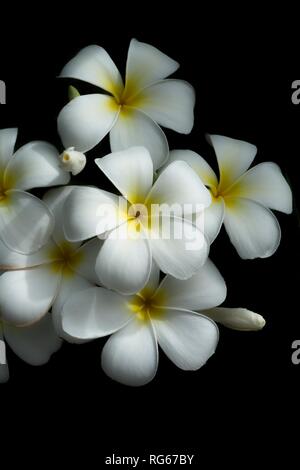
[62,286,132,339]
[131,80,195,134]
[0,190,54,254]
[208,134,257,191]
[96,224,152,294]
[152,309,219,370]
[95,146,153,204]
[163,149,218,188]
[58,94,119,152]
[59,45,124,97]
[155,259,226,311]
[43,186,79,245]
[3,313,62,365]
[52,277,98,342]
[202,197,225,243]
[72,238,103,285]
[63,186,120,241]
[124,38,179,98]
[224,197,281,259]
[146,161,211,215]
[139,261,160,298]
[227,162,293,213]
[5,141,70,190]
[0,128,18,168]
[148,217,209,280]
[0,265,61,325]
[101,317,158,386]
[109,107,169,170]
[0,238,57,269]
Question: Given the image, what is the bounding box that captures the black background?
[0,6,299,466]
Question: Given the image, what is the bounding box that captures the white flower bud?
[202,308,266,331]
[60,147,86,176]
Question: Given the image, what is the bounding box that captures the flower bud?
[202,308,266,331]
[68,85,80,101]
[60,147,86,175]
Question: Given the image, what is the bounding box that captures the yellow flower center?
[47,241,83,277]
[0,168,16,206]
[128,287,166,323]
[208,179,239,202]
[107,77,146,118]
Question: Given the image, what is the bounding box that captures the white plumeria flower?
[0,186,101,326]
[57,39,195,170]
[0,313,62,383]
[60,147,87,175]
[164,135,293,259]
[0,128,70,254]
[63,147,211,295]
[61,259,226,386]
[202,307,266,331]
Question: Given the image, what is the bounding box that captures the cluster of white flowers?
[0,39,292,385]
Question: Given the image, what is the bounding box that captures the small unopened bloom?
[202,307,266,331]
[60,147,86,175]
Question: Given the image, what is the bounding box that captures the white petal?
[109,107,168,170]
[5,141,70,190]
[58,94,119,152]
[133,80,195,134]
[153,308,219,370]
[125,38,179,97]
[52,274,93,342]
[203,197,225,243]
[208,134,257,191]
[59,45,124,97]
[155,259,226,310]
[202,307,266,331]
[52,275,92,318]
[3,312,62,365]
[96,225,151,294]
[0,333,9,382]
[63,186,120,241]
[148,217,209,280]
[95,146,153,204]
[224,198,281,259]
[146,160,211,217]
[227,162,293,214]
[0,237,57,269]
[162,149,218,188]
[0,265,61,325]
[0,128,18,167]
[101,318,158,386]
[72,238,103,284]
[43,186,80,245]
[0,190,54,254]
[62,286,132,339]
[139,261,160,298]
